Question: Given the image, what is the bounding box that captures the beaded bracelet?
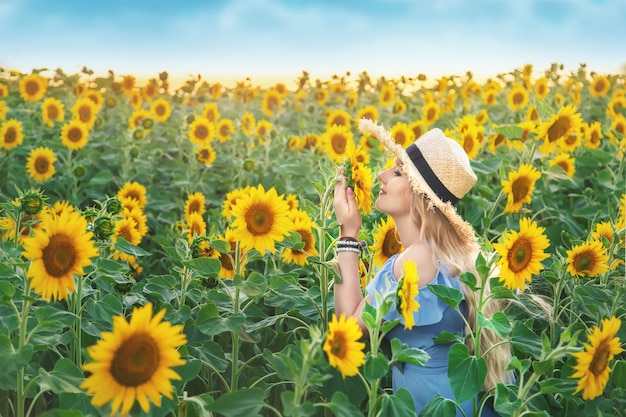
[336,246,361,254]
[337,237,367,248]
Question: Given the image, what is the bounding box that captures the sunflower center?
[513,92,525,105]
[245,204,274,235]
[111,333,160,387]
[35,156,50,173]
[199,149,210,159]
[79,107,92,123]
[48,106,59,119]
[382,232,402,258]
[511,177,532,203]
[573,251,594,272]
[42,234,77,277]
[331,134,347,154]
[589,342,611,376]
[507,238,531,272]
[156,104,166,116]
[547,116,571,142]
[330,335,346,358]
[189,201,201,213]
[26,81,40,95]
[5,128,16,143]
[68,127,83,142]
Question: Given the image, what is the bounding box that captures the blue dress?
[366,254,498,417]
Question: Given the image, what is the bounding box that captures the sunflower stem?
[230,242,243,392]
[17,278,33,417]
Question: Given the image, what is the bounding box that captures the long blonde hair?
[410,193,511,392]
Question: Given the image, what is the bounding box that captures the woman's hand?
[333,166,362,238]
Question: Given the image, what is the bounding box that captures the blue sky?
[1,0,624,87]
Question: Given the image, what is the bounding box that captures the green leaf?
[495,125,524,140]
[38,359,84,395]
[539,377,578,394]
[196,313,245,336]
[477,311,511,338]
[379,388,416,416]
[390,338,429,366]
[183,257,222,277]
[448,343,487,404]
[362,302,377,331]
[427,284,463,309]
[203,388,265,417]
[113,237,149,257]
[510,321,543,358]
[493,383,522,416]
[263,348,299,381]
[34,306,77,329]
[235,271,268,298]
[419,394,458,417]
[327,391,363,417]
[433,330,464,345]
[363,352,389,382]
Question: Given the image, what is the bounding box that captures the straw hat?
[358,118,478,247]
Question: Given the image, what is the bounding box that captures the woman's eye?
[393,169,402,176]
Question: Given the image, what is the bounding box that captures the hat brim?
[358,118,478,249]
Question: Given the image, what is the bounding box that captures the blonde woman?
[332,119,510,416]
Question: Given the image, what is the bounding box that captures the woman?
[332,118,509,416]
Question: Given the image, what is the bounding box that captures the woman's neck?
[392,215,421,248]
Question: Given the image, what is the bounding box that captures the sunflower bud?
[74,164,86,178]
[82,207,99,222]
[115,280,133,294]
[243,159,255,171]
[129,146,139,158]
[142,118,154,130]
[19,190,46,215]
[201,277,219,289]
[94,116,104,128]
[105,97,117,108]
[132,128,145,140]
[186,114,196,124]
[93,215,116,240]
[104,196,123,215]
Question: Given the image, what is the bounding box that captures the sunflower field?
[0,63,624,417]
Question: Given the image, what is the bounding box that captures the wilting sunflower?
[281,214,318,266]
[186,212,207,243]
[230,184,293,254]
[202,103,220,123]
[19,73,47,102]
[398,260,420,329]
[188,116,215,145]
[184,192,206,222]
[26,147,57,182]
[240,112,256,135]
[60,120,89,150]
[566,239,609,278]
[41,97,65,127]
[216,118,235,142]
[548,153,576,178]
[507,83,529,111]
[379,83,395,107]
[71,97,98,130]
[1,119,25,150]
[571,316,623,400]
[323,313,366,379]
[196,143,217,165]
[323,124,354,162]
[371,216,403,269]
[589,75,611,98]
[493,217,550,291]
[502,163,542,214]
[150,98,171,122]
[80,302,187,416]
[117,181,148,209]
[21,207,99,301]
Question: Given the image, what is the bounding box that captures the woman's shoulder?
[395,243,438,287]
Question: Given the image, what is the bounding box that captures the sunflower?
[186,212,207,243]
[143,79,158,101]
[584,121,603,149]
[255,119,272,139]
[121,207,148,239]
[589,75,611,98]
[281,215,318,266]
[608,115,626,145]
[350,161,374,215]
[422,101,440,126]
[19,73,47,102]
[571,316,623,400]
[379,83,395,107]
[325,109,352,130]
[345,90,358,109]
[240,112,256,135]
[113,217,142,247]
[315,88,329,106]
[117,181,148,209]
[261,89,282,118]
[129,90,142,110]
[80,302,187,416]
[216,118,235,142]
[0,101,8,120]
[59,120,89,150]
[0,83,8,97]
[458,125,481,159]
[354,105,378,125]
[323,313,366,379]
[395,260,420,329]
[533,76,550,101]
[370,216,403,269]
[21,207,99,301]
[323,124,354,162]
[184,192,206,222]
[1,119,25,150]
[230,184,293,254]
[41,97,65,127]
[537,105,583,155]
[392,99,407,116]
[26,147,57,182]
[217,229,246,279]
[501,163,542,214]
[196,144,217,165]
[507,83,530,111]
[493,217,550,291]
[221,187,250,219]
[590,221,614,245]
[188,116,215,145]
[548,153,576,178]
[482,88,498,106]
[200,103,219,123]
[71,97,98,130]
[128,109,150,130]
[566,240,609,278]
[85,89,104,111]
[390,122,415,148]
[150,98,171,122]
[606,94,626,119]
[120,75,136,96]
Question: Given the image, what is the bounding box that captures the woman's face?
[375,161,412,217]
